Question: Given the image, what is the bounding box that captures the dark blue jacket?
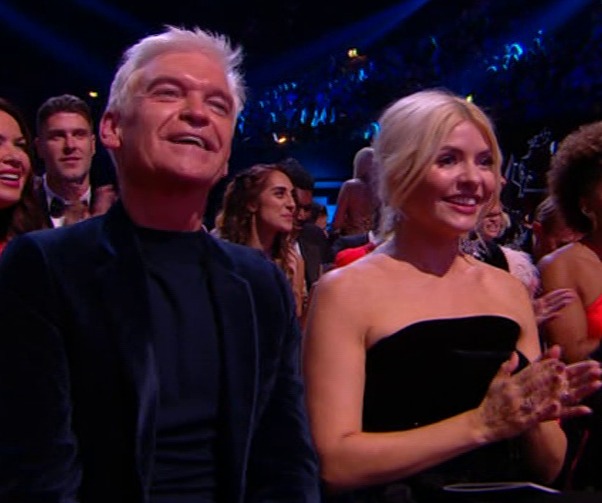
[0,202,319,503]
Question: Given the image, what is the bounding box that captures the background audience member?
[539,120,602,491]
[309,201,329,237]
[303,89,601,503]
[332,238,377,268]
[280,156,333,289]
[531,195,582,264]
[463,201,512,269]
[331,219,388,269]
[539,121,602,361]
[465,200,575,326]
[215,163,307,319]
[0,97,47,253]
[331,145,380,238]
[34,94,117,227]
[330,230,376,261]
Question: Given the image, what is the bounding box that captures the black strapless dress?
[329,315,533,503]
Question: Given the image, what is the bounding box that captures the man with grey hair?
[0,26,318,502]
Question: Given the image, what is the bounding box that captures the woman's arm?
[510,278,568,483]
[303,271,494,490]
[303,270,585,492]
[539,254,597,362]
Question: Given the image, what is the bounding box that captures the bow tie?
[49,197,66,218]
[49,197,89,219]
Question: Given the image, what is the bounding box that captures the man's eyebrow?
[44,127,90,134]
[143,75,234,105]
[144,75,183,90]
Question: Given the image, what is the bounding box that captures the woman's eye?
[437,154,456,166]
[478,156,494,168]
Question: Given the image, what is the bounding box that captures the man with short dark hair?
[280,157,333,289]
[35,94,117,226]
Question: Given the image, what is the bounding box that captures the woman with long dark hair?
[215,163,307,319]
[0,98,46,252]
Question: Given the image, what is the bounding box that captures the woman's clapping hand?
[475,345,602,442]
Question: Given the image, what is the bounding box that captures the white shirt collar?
[43,174,92,228]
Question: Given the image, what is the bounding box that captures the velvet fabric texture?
[0,202,319,503]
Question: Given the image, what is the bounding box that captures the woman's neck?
[386,224,463,276]
[581,233,602,260]
[249,222,277,258]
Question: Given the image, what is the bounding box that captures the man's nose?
[63,135,77,151]
[181,94,210,125]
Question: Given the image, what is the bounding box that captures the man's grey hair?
[106,25,246,116]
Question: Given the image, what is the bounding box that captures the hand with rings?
[475,345,602,442]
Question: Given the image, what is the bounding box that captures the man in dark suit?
[280,157,332,290]
[0,26,318,502]
[34,94,118,227]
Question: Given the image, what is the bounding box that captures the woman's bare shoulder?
[318,252,387,289]
[464,254,528,294]
[537,242,581,270]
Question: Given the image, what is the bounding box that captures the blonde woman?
[303,90,601,502]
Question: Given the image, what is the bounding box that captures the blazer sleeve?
[0,235,81,502]
[245,263,320,502]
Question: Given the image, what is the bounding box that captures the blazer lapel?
[205,241,258,503]
[94,204,157,490]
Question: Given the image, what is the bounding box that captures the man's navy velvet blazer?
[0,203,319,502]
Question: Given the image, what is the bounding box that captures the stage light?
[272,132,289,144]
[88,91,99,98]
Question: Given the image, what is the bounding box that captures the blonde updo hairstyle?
[372,89,503,237]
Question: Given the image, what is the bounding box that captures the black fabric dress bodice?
[364,316,522,431]
[348,316,531,503]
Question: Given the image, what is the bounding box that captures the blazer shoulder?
[210,236,271,270]
[23,215,105,247]
[209,236,291,293]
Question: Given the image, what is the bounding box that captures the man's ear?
[220,160,229,179]
[99,111,121,150]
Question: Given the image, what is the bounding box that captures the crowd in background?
[233,0,602,162]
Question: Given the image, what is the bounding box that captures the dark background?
[1,0,600,220]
